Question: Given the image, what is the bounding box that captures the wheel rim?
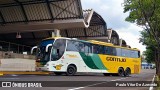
[68,67,74,74]
[126,69,130,76]
[119,69,124,76]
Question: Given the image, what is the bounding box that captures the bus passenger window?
[112,48,116,56]
[116,48,122,56]
[84,43,92,53]
[66,40,79,51]
[93,45,99,54]
[104,47,111,55]
[122,49,126,57]
[98,46,104,54]
[78,42,85,52]
[130,50,139,58]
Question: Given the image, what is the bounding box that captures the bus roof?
[43,37,140,51]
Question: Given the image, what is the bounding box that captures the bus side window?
[84,43,92,53]
[104,46,110,55]
[112,48,116,56]
[54,39,66,56]
[122,49,126,57]
[126,49,131,57]
[135,51,139,58]
[130,50,139,58]
[78,42,85,52]
[84,44,89,53]
[99,45,104,54]
[116,48,121,56]
[93,45,98,54]
[66,40,79,52]
[88,44,92,53]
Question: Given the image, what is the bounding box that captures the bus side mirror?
[46,44,52,52]
[31,46,37,55]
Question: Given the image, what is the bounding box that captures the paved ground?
[0,69,156,90]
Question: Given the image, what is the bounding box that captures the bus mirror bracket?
[46,44,52,52]
[31,46,37,54]
[57,49,59,55]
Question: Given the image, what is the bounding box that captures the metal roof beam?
[65,30,69,37]
[83,28,87,37]
[45,0,54,21]
[50,3,79,17]
[88,26,105,36]
[0,11,6,24]
[0,0,65,8]
[54,0,76,18]
[75,0,83,18]
[104,25,107,36]
[14,0,28,23]
[48,31,51,37]
[31,32,36,39]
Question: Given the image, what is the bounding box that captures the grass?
[156,75,160,90]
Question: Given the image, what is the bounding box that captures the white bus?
[32,37,141,76]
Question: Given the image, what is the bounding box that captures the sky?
[81,0,146,53]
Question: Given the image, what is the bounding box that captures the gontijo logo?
[106,57,126,62]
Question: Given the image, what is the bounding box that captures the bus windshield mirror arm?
[57,49,60,56]
[31,46,37,55]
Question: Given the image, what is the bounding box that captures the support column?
[52,29,61,37]
[119,39,122,46]
[107,29,112,43]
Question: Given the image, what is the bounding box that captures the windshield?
[51,39,66,61]
[37,39,54,62]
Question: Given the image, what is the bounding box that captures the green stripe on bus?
[90,54,107,70]
[79,52,99,69]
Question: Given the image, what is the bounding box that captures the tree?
[123,0,160,76]
[139,30,156,63]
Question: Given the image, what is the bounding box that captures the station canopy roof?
[0,0,109,46]
[0,0,128,47]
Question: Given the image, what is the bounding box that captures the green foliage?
[124,0,160,64]
[139,30,157,46]
[124,0,160,28]
[139,30,156,63]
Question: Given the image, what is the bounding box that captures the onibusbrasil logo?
[1,82,42,87]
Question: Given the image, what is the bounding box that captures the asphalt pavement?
[0,69,156,90]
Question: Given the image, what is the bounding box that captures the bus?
[31,37,141,76]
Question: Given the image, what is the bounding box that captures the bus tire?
[124,68,131,77]
[118,67,125,77]
[66,65,77,76]
[54,72,63,75]
[103,73,110,76]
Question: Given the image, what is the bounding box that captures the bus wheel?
[103,73,110,76]
[54,72,63,75]
[124,68,131,77]
[118,68,125,77]
[66,65,77,76]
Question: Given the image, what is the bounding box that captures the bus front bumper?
[36,67,50,71]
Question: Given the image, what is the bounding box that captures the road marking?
[0,78,19,80]
[149,75,155,90]
[68,77,128,90]
[111,77,128,81]
[11,75,19,76]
